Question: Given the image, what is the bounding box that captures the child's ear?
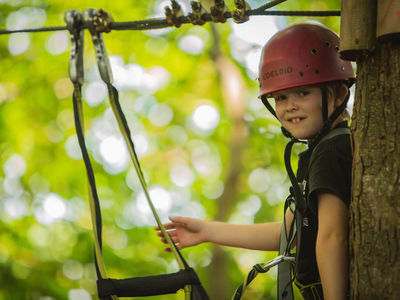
[334,84,349,108]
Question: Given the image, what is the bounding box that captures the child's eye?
[274,95,286,102]
[298,91,310,97]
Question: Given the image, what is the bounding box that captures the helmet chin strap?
[308,85,351,147]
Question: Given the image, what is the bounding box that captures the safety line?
[72,86,119,300]
[0,9,340,35]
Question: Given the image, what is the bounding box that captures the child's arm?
[156,210,294,252]
[316,190,349,300]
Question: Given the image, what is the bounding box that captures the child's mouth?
[289,117,305,124]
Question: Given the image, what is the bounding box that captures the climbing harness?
[65,9,209,300]
[233,126,351,299]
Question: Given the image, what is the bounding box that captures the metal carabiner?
[83,8,113,85]
[263,255,295,270]
[64,10,84,86]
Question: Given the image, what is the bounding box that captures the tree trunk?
[206,25,247,299]
[350,39,400,298]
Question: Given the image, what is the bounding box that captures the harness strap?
[66,9,209,300]
[278,126,351,299]
[295,280,323,300]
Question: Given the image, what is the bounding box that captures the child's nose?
[286,96,298,111]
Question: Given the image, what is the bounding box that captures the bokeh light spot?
[170,163,194,187]
[3,153,26,178]
[192,104,220,131]
[68,289,91,300]
[45,31,69,55]
[178,35,204,55]
[63,260,84,280]
[248,168,270,193]
[84,81,107,107]
[8,33,30,55]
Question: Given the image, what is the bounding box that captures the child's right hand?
[155,216,208,252]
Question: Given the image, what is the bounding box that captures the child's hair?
[324,80,351,121]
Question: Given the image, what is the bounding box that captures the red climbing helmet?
[258,23,355,97]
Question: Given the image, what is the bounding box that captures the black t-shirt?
[294,123,352,285]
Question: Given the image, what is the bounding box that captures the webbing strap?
[72,86,117,300]
[277,138,308,300]
[105,85,187,269]
[316,127,350,146]
[66,8,209,300]
[278,126,350,299]
[83,7,188,271]
[97,268,203,298]
[277,197,296,300]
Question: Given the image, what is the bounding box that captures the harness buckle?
[83,8,113,85]
[64,10,84,85]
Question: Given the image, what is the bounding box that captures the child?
[157,23,355,300]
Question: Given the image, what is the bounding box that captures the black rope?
[0,9,340,35]
[253,0,287,12]
[253,10,340,16]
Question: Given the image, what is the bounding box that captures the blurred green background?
[0,0,341,299]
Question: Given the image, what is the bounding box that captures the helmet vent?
[325,41,331,47]
[311,48,318,55]
[341,66,345,71]
[335,46,339,51]
[306,64,310,68]
[315,69,319,74]
[299,72,304,77]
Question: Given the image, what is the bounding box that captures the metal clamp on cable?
[188,1,207,25]
[210,0,230,23]
[233,0,251,23]
[64,10,84,86]
[93,8,114,33]
[165,0,184,28]
[83,8,113,85]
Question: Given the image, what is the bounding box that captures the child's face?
[272,85,335,140]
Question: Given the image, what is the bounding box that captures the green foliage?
[0,0,340,299]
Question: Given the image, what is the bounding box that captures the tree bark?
[350,39,400,298]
